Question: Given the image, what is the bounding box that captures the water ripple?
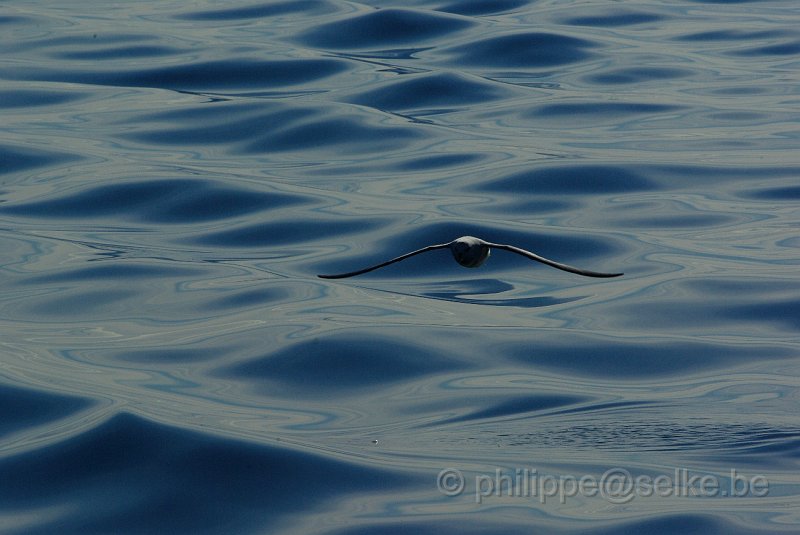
[9,58,351,91]
[0,179,306,224]
[437,0,530,16]
[176,1,337,21]
[346,71,514,112]
[561,10,665,27]
[0,384,93,440]
[219,333,466,398]
[443,32,597,68]
[294,8,474,50]
[0,143,81,175]
[0,412,421,533]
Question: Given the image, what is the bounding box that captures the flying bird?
[318,236,623,279]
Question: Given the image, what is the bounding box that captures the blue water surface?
[1,1,799,533]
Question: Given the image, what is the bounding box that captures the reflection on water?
[1,0,799,533]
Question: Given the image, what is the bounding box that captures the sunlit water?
[1,1,800,533]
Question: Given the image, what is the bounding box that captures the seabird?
[318,235,623,279]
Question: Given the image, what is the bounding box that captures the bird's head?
[449,236,491,268]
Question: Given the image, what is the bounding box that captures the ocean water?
[1,1,799,533]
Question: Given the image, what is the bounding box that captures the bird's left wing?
[318,243,449,279]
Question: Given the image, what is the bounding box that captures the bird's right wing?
[318,243,449,279]
[488,243,623,278]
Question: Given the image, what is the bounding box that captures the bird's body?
[449,235,490,267]
[318,236,622,279]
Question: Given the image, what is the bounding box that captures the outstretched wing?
[488,243,623,278]
[318,243,449,279]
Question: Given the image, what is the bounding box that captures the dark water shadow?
[0,179,306,224]
[50,45,179,61]
[473,164,658,195]
[561,11,665,27]
[501,336,795,378]
[0,143,81,175]
[243,115,424,154]
[529,102,683,118]
[738,184,800,201]
[9,58,350,92]
[175,1,336,21]
[415,279,586,308]
[585,66,695,84]
[0,412,421,533]
[19,263,204,285]
[437,0,530,16]
[0,89,87,108]
[432,394,589,426]
[608,279,800,333]
[0,384,93,439]
[294,8,474,50]
[345,71,513,112]
[443,32,597,68]
[192,218,387,248]
[218,333,468,398]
